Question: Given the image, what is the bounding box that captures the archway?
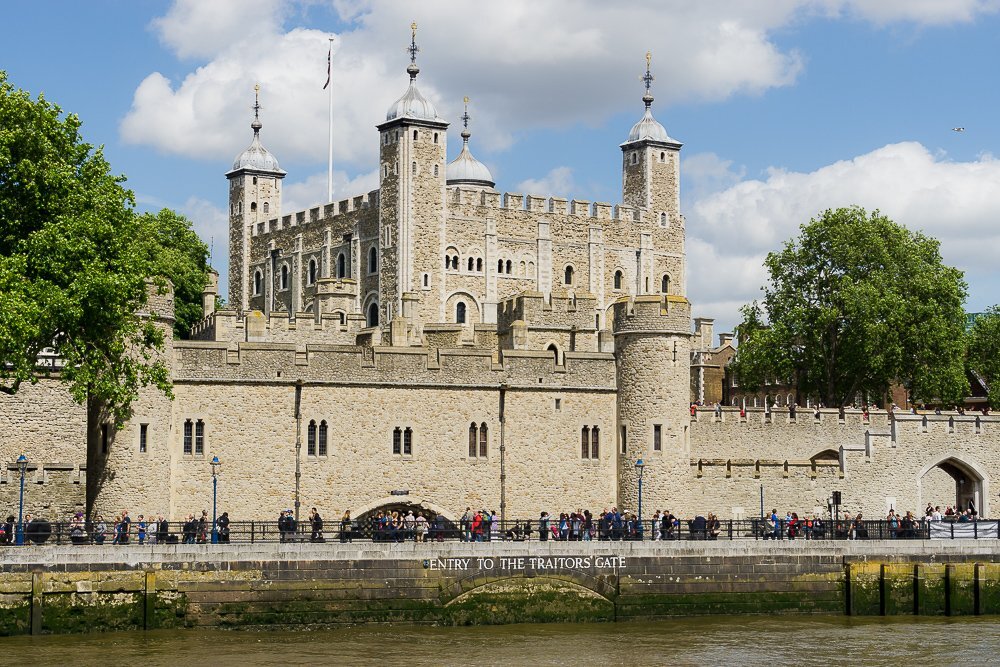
[917,454,989,517]
[351,497,459,539]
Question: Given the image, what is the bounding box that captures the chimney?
[719,332,734,347]
[693,317,715,350]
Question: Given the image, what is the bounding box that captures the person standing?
[217,512,231,543]
[310,508,324,542]
[539,511,549,542]
[157,515,169,543]
[197,510,209,544]
[137,515,147,545]
[461,507,472,542]
[340,510,351,543]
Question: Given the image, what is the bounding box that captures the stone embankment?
[2,540,1000,635]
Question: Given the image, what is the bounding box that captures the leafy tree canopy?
[967,306,1000,408]
[135,209,210,339]
[0,71,169,422]
[732,206,968,407]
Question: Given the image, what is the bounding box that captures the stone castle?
[2,30,998,525]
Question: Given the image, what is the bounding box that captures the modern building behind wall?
[2,29,997,525]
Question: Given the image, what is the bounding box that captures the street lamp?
[15,454,27,546]
[635,458,645,540]
[210,456,221,544]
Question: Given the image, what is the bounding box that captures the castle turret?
[613,293,692,518]
[375,23,449,328]
[226,86,286,312]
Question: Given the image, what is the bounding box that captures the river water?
[3,616,998,666]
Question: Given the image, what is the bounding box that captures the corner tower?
[225,85,286,311]
[375,23,449,327]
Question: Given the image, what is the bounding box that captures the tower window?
[319,420,328,456]
[368,247,378,274]
[337,252,346,278]
[393,427,401,455]
[506,260,512,274]
[253,176,258,185]
[183,419,192,455]
[434,164,439,177]
[660,151,666,162]
[308,259,317,285]
[139,423,148,453]
[367,302,379,327]
[251,202,257,212]
[433,132,439,144]
[476,258,483,272]
[412,161,417,175]
[660,212,667,226]
[592,426,600,458]
[632,153,638,165]
[479,422,488,457]
[581,426,590,459]
[280,264,289,290]
[620,425,627,454]
[254,270,263,295]
[456,302,467,324]
[195,419,205,455]
[654,424,662,451]
[564,265,574,286]
[498,259,504,273]
[413,129,418,141]
[469,423,477,457]
[423,273,429,288]
[467,257,474,271]
[661,275,670,294]
[403,427,412,455]
[308,420,317,456]
[263,202,269,214]
[614,270,623,290]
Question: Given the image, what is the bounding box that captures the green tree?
[732,206,968,407]
[0,72,172,514]
[135,209,210,338]
[967,306,1000,408]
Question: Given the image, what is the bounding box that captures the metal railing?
[1,517,997,546]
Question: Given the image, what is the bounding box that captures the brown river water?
[2,616,998,666]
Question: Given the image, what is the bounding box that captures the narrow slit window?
[479,423,488,457]
[592,426,600,459]
[403,428,412,455]
[393,427,402,455]
[653,424,662,451]
[469,423,478,457]
[183,420,193,455]
[581,426,591,459]
[139,423,148,453]
[308,420,317,456]
[195,419,205,455]
[318,420,328,456]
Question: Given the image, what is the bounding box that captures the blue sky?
[4,1,1000,336]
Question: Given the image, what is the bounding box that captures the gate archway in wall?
[917,454,989,517]
[351,497,459,536]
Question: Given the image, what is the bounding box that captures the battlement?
[172,340,616,390]
[188,308,361,345]
[251,190,378,237]
[0,461,86,519]
[612,294,691,334]
[446,187,646,224]
[497,291,598,331]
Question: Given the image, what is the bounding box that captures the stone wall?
[3,540,1000,635]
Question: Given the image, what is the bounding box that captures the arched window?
[393,427,402,454]
[337,253,346,278]
[250,202,257,212]
[591,426,600,458]
[614,270,623,290]
[318,420,328,456]
[548,344,559,364]
[367,302,379,327]
[505,260,512,274]
[433,132,439,144]
[263,202,269,214]
[581,426,591,458]
[308,259,317,285]
[564,265,574,286]
[467,257,474,271]
[411,161,417,175]
[423,273,429,287]
[368,247,378,273]
[660,212,666,225]
[469,423,477,457]
[498,259,504,273]
[479,422,488,457]
[660,151,666,161]
[519,261,526,276]
[307,420,317,456]
[183,419,193,455]
[337,311,346,325]
[456,302,467,324]
[253,176,258,185]
[476,258,483,272]
[195,419,205,455]
[433,164,439,177]
[253,270,263,295]
[413,129,418,141]
[661,275,670,293]
[280,264,289,290]
[403,427,412,455]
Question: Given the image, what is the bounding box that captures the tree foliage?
[135,209,210,339]
[732,206,968,407]
[0,71,169,422]
[967,306,1000,408]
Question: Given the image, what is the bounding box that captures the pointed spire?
[251,83,263,134]
[641,51,655,109]
[406,21,420,80]
[460,96,471,142]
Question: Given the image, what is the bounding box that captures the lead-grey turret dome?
[227,88,286,176]
[447,101,494,188]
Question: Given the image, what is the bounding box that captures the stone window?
[456,302,467,324]
[479,423,488,457]
[660,151,666,162]
[614,270,623,290]
[368,247,378,274]
[337,312,346,326]
[592,426,600,458]
[661,274,670,294]
[476,257,483,272]
[308,259,317,285]
[308,420,317,456]
[100,423,110,454]
[319,420,328,456]
[653,424,662,451]
[413,130,418,141]
[581,426,590,458]
[434,164,439,177]
[467,257,474,271]
[139,424,148,453]
[412,161,417,176]
[660,212,667,226]
[280,264,289,290]
[393,427,401,455]
[367,302,379,327]
[469,423,477,457]
[564,265,574,286]
[250,202,257,212]
[337,253,346,278]
[383,165,389,178]
[263,202,269,214]
[506,260,512,274]
[620,425,627,454]
[253,176,258,185]
[433,132,439,144]
[183,419,192,455]
[423,273,430,288]
[519,261,526,276]
[497,259,504,273]
[195,419,205,455]
[404,427,413,455]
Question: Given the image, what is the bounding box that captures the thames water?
[2,616,999,666]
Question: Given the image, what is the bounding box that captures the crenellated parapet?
[612,294,691,336]
[250,191,378,238]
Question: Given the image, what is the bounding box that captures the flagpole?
[327,36,334,203]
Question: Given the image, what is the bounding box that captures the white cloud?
[822,0,1000,25]
[687,142,1000,334]
[516,167,577,198]
[150,0,286,60]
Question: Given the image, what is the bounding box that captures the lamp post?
[15,454,27,546]
[635,458,645,540]
[210,456,221,544]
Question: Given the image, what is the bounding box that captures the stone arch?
[442,573,616,608]
[917,452,990,517]
[445,291,481,325]
[352,496,458,526]
[545,341,563,365]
